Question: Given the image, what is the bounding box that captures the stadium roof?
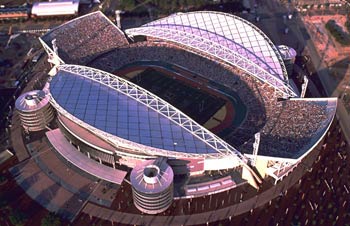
[49,64,249,163]
[125,11,297,97]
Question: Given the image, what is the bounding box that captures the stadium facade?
[18,11,337,220]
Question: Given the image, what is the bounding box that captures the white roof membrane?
[126,11,297,97]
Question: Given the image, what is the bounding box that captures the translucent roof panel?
[50,69,219,155]
[126,11,297,97]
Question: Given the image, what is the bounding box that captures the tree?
[9,209,27,226]
[0,198,8,209]
[41,212,62,226]
[120,0,136,11]
[325,20,350,46]
[0,175,6,183]
[345,20,350,33]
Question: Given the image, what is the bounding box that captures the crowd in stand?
[88,39,334,159]
[41,12,128,65]
[241,100,332,158]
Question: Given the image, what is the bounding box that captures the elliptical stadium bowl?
[15,10,337,224]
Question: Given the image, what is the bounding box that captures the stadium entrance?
[116,61,247,135]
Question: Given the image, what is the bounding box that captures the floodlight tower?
[115,10,122,28]
[52,39,58,56]
[301,75,309,98]
[252,132,261,167]
[48,39,61,76]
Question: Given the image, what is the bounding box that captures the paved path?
[81,146,319,225]
[10,111,30,161]
[9,156,84,221]
[256,0,350,144]
[299,16,350,143]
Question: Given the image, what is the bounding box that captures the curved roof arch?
[49,64,250,164]
[125,11,297,97]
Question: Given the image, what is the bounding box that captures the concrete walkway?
[255,0,350,143]
[81,145,319,226]
[299,16,350,143]
[9,157,84,221]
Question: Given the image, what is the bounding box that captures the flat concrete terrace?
[9,158,84,221]
[46,129,127,185]
[10,111,30,161]
[26,139,98,199]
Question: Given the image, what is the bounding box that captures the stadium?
[16,11,337,224]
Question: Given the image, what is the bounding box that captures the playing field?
[116,61,247,135]
[130,68,226,125]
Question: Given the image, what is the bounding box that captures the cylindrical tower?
[15,90,54,132]
[130,158,174,214]
[277,45,297,77]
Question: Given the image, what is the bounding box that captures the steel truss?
[126,27,297,97]
[51,90,200,160]
[267,160,297,184]
[50,64,250,166]
[39,38,65,64]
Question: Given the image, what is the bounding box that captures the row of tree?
[345,20,350,33]
[325,20,350,46]
[0,200,62,226]
[120,0,217,11]
[119,0,243,15]
[8,210,61,226]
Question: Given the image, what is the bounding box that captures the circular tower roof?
[131,158,174,194]
[277,45,297,61]
[15,90,50,112]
